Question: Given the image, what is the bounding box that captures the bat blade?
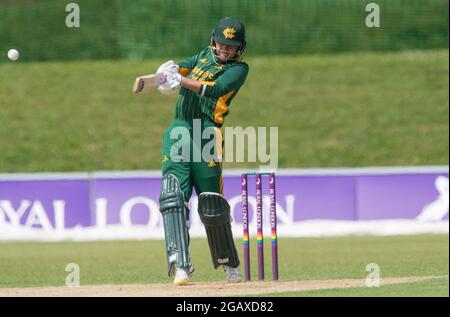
[133,73,163,94]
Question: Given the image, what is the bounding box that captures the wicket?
[241,172,279,281]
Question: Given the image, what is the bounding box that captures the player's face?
[215,42,239,61]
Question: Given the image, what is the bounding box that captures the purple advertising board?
[0,177,90,230]
[0,167,448,240]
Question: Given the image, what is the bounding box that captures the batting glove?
[158,71,183,95]
[157,60,179,75]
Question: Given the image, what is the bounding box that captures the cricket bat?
[133,72,164,94]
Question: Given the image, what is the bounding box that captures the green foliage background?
[0,0,448,62]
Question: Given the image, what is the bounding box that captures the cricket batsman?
[156,17,249,285]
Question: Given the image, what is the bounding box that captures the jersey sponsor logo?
[223,27,236,39]
[191,66,216,81]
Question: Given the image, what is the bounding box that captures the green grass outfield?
[263,277,449,297]
[0,235,447,296]
[0,49,448,172]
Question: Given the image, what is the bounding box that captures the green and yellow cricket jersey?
[176,47,249,127]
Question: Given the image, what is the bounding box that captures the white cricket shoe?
[173,265,195,286]
[223,265,242,283]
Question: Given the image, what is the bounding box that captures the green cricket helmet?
[210,17,246,61]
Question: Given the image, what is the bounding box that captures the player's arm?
[181,77,202,92]
[182,63,249,97]
[157,52,200,77]
[154,51,203,94]
[177,52,201,76]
